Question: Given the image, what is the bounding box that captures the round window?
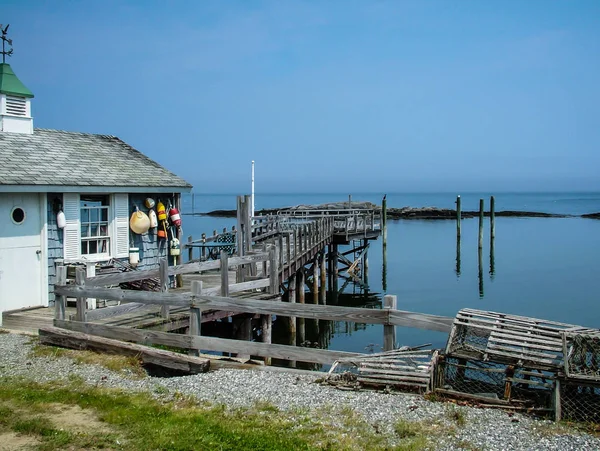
[11,207,26,225]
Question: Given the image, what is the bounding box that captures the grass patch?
[456,439,482,450]
[30,343,147,378]
[446,405,467,426]
[393,420,429,449]
[0,329,10,334]
[0,377,420,450]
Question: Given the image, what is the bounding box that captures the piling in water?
[456,195,461,239]
[478,199,484,249]
[490,195,496,240]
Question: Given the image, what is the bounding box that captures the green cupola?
[0,63,34,98]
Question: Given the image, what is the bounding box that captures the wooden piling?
[456,195,461,239]
[220,250,229,297]
[478,198,484,249]
[455,235,461,277]
[288,273,297,368]
[189,280,202,357]
[319,251,326,305]
[312,258,319,304]
[297,269,305,345]
[490,195,496,240]
[478,246,484,298]
[382,195,387,248]
[159,258,169,319]
[383,295,397,351]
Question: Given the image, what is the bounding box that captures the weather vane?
[1,24,13,64]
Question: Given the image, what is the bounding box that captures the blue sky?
[3,1,600,193]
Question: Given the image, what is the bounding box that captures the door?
[0,193,43,314]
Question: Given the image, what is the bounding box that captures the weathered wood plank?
[75,269,87,322]
[388,310,453,332]
[86,302,145,322]
[228,278,271,294]
[54,320,361,365]
[54,266,67,321]
[39,326,209,374]
[160,258,170,319]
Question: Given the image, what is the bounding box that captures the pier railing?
[53,262,452,365]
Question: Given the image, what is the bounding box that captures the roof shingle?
[0,128,192,189]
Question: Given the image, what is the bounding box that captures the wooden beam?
[160,258,169,319]
[54,266,67,321]
[39,326,209,374]
[383,295,397,351]
[75,268,87,322]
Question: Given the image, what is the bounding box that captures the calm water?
[179,192,600,357]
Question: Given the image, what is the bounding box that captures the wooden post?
[382,195,387,248]
[159,258,169,319]
[478,198,484,249]
[490,235,495,279]
[312,258,319,304]
[554,379,562,422]
[54,266,67,321]
[187,235,193,262]
[262,247,277,365]
[319,251,326,304]
[75,268,87,322]
[288,273,297,368]
[490,195,496,241]
[189,280,202,357]
[455,235,461,277]
[478,246,484,298]
[456,195,461,239]
[383,295,397,351]
[201,233,207,261]
[220,250,229,297]
[285,233,291,279]
[297,269,305,345]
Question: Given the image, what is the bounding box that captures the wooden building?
[0,61,191,324]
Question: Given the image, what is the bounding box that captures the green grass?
[445,405,467,427]
[0,377,422,450]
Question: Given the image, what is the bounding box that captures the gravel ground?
[1,332,599,450]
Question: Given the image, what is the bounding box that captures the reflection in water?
[455,236,461,277]
[490,237,496,280]
[478,246,484,298]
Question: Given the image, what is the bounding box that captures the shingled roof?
[0,128,192,191]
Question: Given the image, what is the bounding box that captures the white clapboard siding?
[112,194,129,258]
[63,193,81,260]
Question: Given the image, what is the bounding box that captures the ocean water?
[178,192,600,357]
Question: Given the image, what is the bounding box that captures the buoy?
[130,207,151,234]
[129,247,140,266]
[157,200,167,221]
[169,205,182,227]
[144,198,155,209]
[169,237,181,256]
[157,221,168,240]
[56,210,66,229]
[149,209,158,228]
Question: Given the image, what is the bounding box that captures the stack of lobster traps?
[326,308,600,422]
[436,308,600,421]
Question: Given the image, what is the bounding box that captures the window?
[80,195,110,256]
[63,193,129,261]
[11,207,26,224]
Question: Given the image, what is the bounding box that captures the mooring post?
[297,269,305,345]
[456,195,461,239]
[455,235,461,277]
[189,280,202,357]
[75,268,87,323]
[319,251,327,304]
[383,295,397,351]
[54,266,67,321]
[159,258,169,319]
[288,273,297,368]
[490,195,496,241]
[478,198,484,249]
[382,195,387,248]
[478,246,484,298]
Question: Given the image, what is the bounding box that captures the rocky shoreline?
[193,206,599,220]
[1,332,598,450]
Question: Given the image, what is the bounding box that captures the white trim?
[40,193,49,307]
[0,185,192,194]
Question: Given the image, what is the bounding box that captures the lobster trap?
[434,356,556,413]
[326,348,437,394]
[559,379,600,423]
[562,328,600,381]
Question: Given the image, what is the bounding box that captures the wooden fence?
[53,258,452,366]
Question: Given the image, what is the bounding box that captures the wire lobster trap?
[559,378,600,423]
[434,356,556,413]
[562,328,600,381]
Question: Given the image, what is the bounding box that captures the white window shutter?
[112,194,129,258]
[63,193,81,260]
